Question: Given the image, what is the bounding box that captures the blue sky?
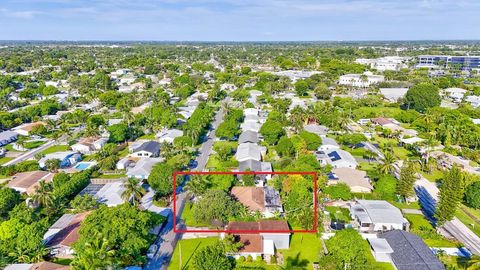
[0,0,479,41]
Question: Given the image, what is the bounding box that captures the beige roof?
[30,262,70,270]
[8,171,54,195]
[331,168,373,192]
[236,234,263,253]
[231,186,265,211]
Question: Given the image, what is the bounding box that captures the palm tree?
[32,180,55,211]
[467,256,480,270]
[122,178,145,207]
[71,236,116,270]
[378,151,396,175]
[185,175,210,197]
[45,158,61,172]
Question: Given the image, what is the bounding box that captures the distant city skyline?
[1,0,479,41]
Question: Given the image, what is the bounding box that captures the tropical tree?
[32,180,56,211]
[71,236,116,270]
[378,152,396,175]
[396,161,417,202]
[122,178,146,207]
[45,158,61,172]
[436,166,465,225]
[185,175,210,197]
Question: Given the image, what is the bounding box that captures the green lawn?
[96,174,127,179]
[455,205,480,238]
[358,161,378,172]
[24,140,46,149]
[391,201,421,210]
[181,202,210,227]
[0,157,13,165]
[405,214,458,247]
[40,144,69,155]
[139,133,155,140]
[279,233,322,269]
[205,154,238,170]
[4,144,21,152]
[422,169,444,183]
[169,237,219,270]
[325,206,351,222]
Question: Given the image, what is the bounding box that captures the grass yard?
[405,214,458,247]
[358,161,378,172]
[181,202,210,227]
[96,174,127,179]
[325,206,351,222]
[422,169,444,183]
[391,201,421,210]
[24,140,46,149]
[169,237,219,270]
[41,144,69,155]
[0,157,13,165]
[205,154,238,170]
[139,133,155,140]
[455,205,480,238]
[352,107,403,120]
[279,233,322,269]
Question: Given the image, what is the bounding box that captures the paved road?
[414,177,480,254]
[2,139,55,166]
[144,100,228,270]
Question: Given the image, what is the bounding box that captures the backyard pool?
[74,162,96,170]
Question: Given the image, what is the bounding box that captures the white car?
[147,244,158,259]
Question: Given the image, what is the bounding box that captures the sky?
[0,0,479,41]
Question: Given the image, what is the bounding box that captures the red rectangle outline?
[173,171,317,234]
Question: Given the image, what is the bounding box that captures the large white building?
[339,72,385,87]
[355,56,410,71]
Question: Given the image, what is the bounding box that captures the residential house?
[243,108,259,117]
[235,143,261,162]
[4,262,70,270]
[126,158,163,179]
[13,121,46,136]
[269,70,322,82]
[238,130,259,144]
[240,121,262,133]
[39,151,82,169]
[231,186,282,217]
[304,124,329,137]
[355,57,409,71]
[369,230,445,270]
[0,130,18,146]
[317,149,358,169]
[224,220,290,260]
[44,212,90,258]
[156,129,183,143]
[444,87,467,103]
[130,141,161,158]
[318,137,340,151]
[94,181,126,206]
[350,200,409,233]
[8,171,54,195]
[371,117,399,128]
[116,157,135,170]
[466,95,480,108]
[329,168,373,193]
[71,137,107,154]
[379,88,409,102]
[339,72,385,87]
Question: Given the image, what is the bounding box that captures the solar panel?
[328,151,341,162]
[79,184,105,196]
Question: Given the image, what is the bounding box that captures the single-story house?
[240,121,262,133]
[0,130,18,146]
[94,181,126,207]
[339,72,385,87]
[116,157,136,170]
[329,168,373,193]
[238,130,259,144]
[225,220,290,260]
[370,230,445,270]
[244,108,259,117]
[71,137,107,154]
[130,141,161,158]
[379,88,409,102]
[4,262,70,270]
[108,118,123,126]
[39,151,82,169]
[8,171,54,195]
[304,124,329,137]
[371,117,399,128]
[317,149,358,169]
[350,200,409,233]
[444,87,467,103]
[156,129,183,143]
[231,186,282,217]
[44,212,90,258]
[318,137,340,151]
[238,160,272,186]
[13,121,46,136]
[126,158,163,179]
[235,143,261,162]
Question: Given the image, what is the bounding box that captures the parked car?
[147,244,158,259]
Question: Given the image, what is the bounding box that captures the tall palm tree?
[32,180,56,210]
[378,151,396,175]
[185,175,210,197]
[121,178,145,207]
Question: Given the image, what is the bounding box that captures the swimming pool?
[74,162,95,170]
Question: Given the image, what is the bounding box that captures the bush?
[270,255,277,264]
[465,181,480,209]
[324,183,352,201]
[299,131,322,150]
[238,256,246,263]
[246,255,253,262]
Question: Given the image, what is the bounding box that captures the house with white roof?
[339,72,384,88]
[155,129,184,143]
[317,149,358,169]
[235,143,262,162]
[318,137,340,151]
[39,151,81,169]
[126,158,163,180]
[379,88,409,102]
[444,88,468,103]
[350,200,409,233]
[0,130,18,146]
[328,168,373,193]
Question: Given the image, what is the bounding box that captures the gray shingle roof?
[238,130,259,144]
[239,159,262,172]
[379,230,445,270]
[134,141,161,154]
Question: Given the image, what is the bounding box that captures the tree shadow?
[284,252,309,269]
[181,242,202,270]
